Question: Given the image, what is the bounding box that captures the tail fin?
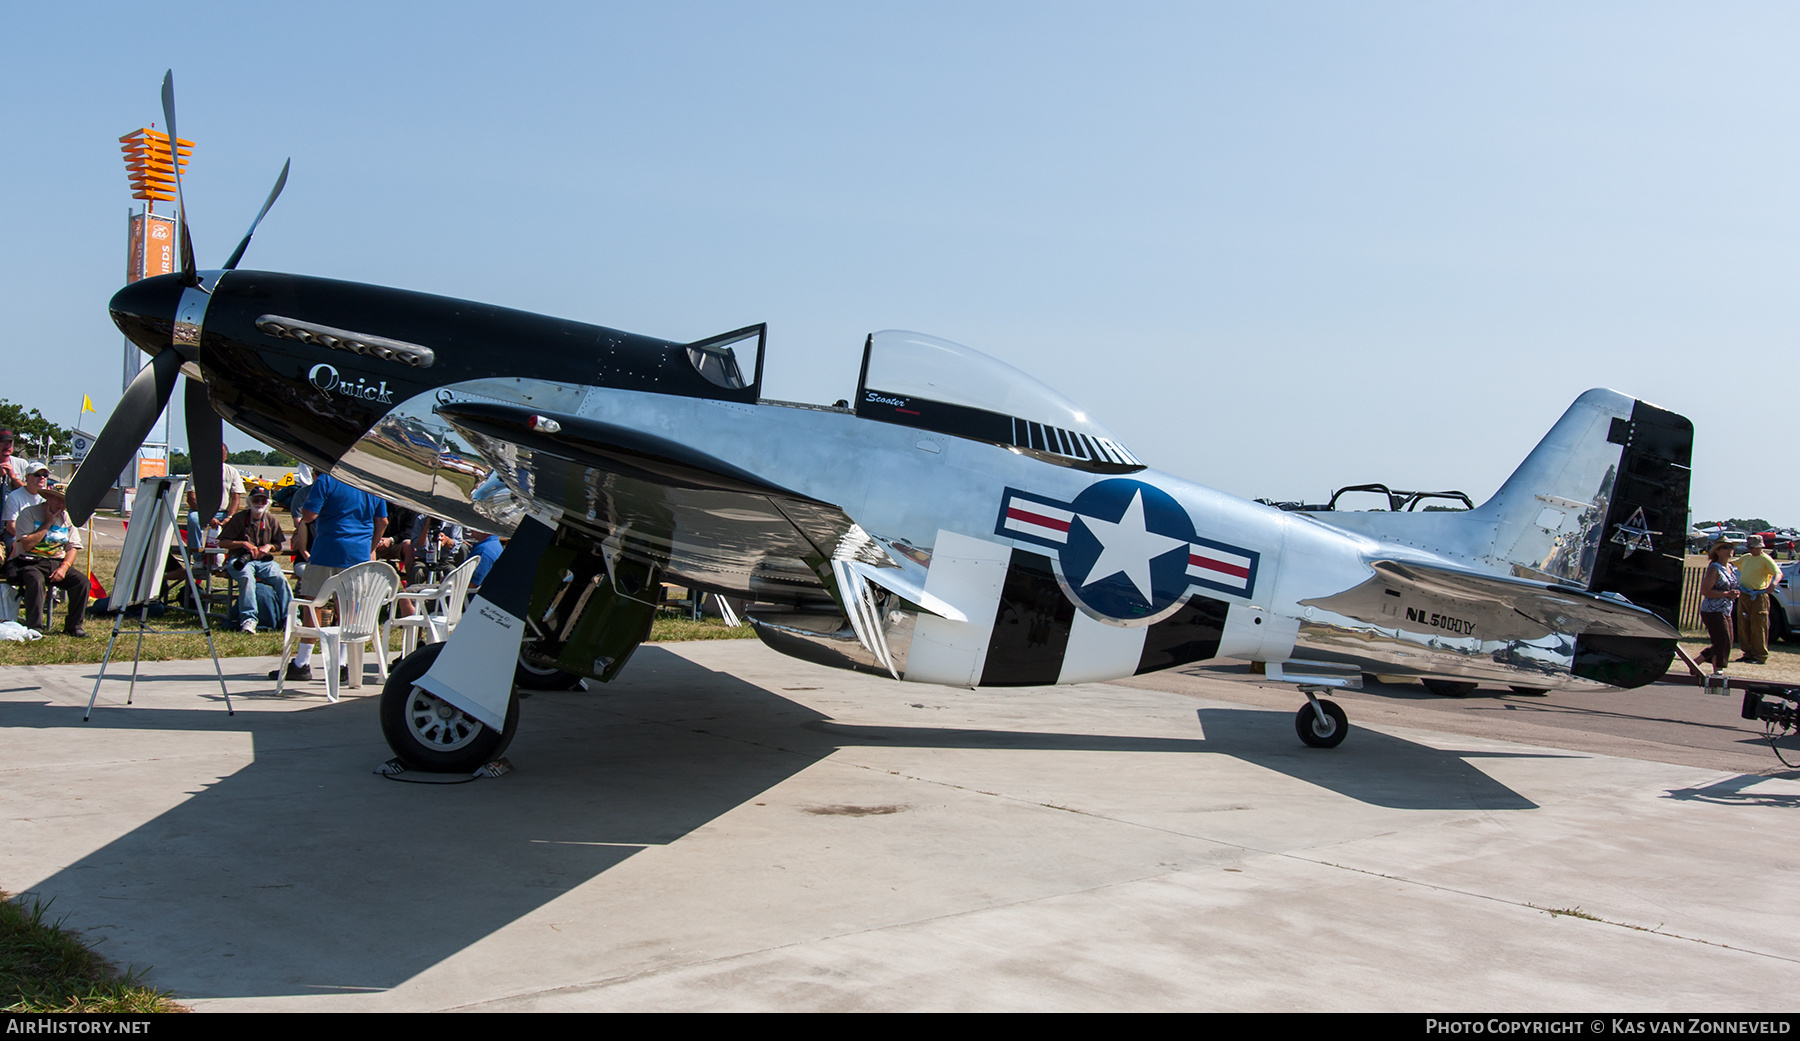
[1483,389,1692,685]
[1310,388,1692,687]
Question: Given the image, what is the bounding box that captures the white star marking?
[1076,489,1188,602]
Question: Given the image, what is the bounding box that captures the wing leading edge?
[435,401,859,607]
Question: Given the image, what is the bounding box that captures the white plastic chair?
[274,560,401,702]
[381,555,479,659]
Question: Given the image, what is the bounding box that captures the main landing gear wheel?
[1422,679,1478,698]
[1295,698,1348,748]
[515,651,585,691]
[380,642,520,772]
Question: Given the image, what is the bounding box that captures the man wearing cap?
[219,486,289,633]
[2,464,47,557]
[1737,534,1782,665]
[10,481,88,636]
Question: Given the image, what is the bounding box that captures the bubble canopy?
[855,330,1142,471]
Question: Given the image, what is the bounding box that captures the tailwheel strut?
[1295,685,1349,748]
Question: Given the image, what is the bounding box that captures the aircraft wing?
[435,401,878,607]
[1370,559,1680,640]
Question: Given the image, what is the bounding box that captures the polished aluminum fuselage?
[333,377,1609,692]
[104,269,1645,694]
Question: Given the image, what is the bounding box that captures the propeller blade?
[65,350,182,526]
[160,70,198,287]
[222,158,290,271]
[186,378,224,525]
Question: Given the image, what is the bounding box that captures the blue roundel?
[1059,479,1198,621]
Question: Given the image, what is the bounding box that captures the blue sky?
[3,2,1794,523]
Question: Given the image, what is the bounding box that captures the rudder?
[1569,398,1691,687]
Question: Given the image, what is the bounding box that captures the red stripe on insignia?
[1190,554,1250,579]
[1008,507,1070,532]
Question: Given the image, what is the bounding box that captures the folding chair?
[274,560,401,702]
[381,555,479,660]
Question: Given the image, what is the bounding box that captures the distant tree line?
[169,449,296,473]
[0,399,73,458]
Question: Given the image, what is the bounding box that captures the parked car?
[1771,561,1800,642]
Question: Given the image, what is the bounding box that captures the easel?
[85,477,232,720]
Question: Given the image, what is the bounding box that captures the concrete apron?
[1,641,1796,1011]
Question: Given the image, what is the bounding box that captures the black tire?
[1772,607,1790,644]
[1295,699,1349,748]
[1422,679,1478,698]
[380,642,519,772]
[1508,686,1550,696]
[515,651,586,691]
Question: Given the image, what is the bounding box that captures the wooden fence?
[1679,564,1703,631]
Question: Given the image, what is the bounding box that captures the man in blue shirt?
[272,473,387,682]
[467,531,504,588]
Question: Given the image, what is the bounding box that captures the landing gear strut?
[380,643,520,772]
[1294,686,1349,748]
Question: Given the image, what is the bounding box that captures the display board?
[112,476,187,609]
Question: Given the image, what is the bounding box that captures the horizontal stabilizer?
[1371,559,1678,640]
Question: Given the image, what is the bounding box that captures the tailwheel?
[1295,696,1349,748]
[380,642,519,772]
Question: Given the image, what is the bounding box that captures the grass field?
[0,540,752,667]
[1,893,184,1014]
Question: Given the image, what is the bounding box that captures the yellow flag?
[81,395,95,414]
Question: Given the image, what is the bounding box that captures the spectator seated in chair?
[3,464,48,559]
[219,486,291,632]
[8,481,88,637]
[225,577,288,634]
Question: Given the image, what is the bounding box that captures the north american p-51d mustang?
[74,75,1693,772]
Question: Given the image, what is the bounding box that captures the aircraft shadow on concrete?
[13,647,1534,999]
[807,708,1542,812]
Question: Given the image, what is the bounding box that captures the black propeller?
[64,71,290,527]
[185,379,223,536]
[64,351,183,525]
[159,71,198,288]
[222,158,289,272]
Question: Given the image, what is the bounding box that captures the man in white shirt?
[186,445,247,553]
[2,464,47,555]
[214,443,246,519]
